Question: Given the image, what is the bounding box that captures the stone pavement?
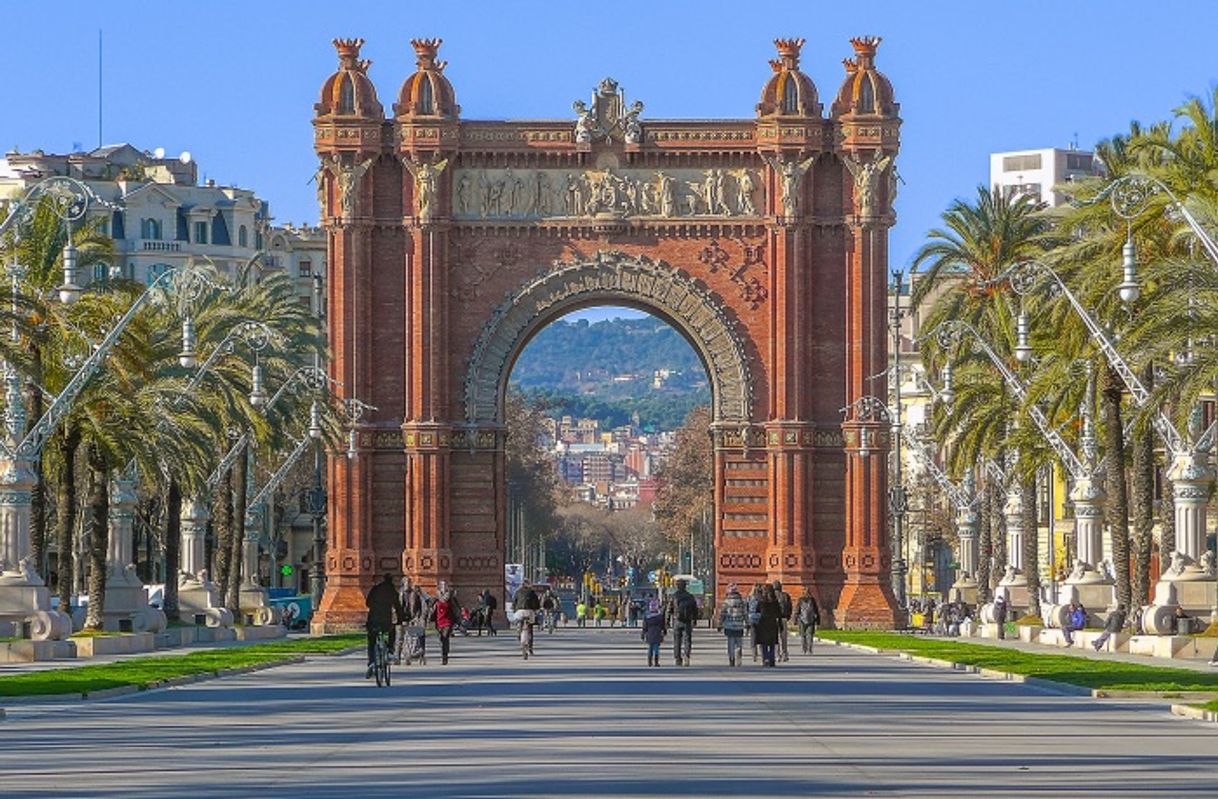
[3,626,1218,798]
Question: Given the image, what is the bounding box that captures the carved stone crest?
[573,78,643,144]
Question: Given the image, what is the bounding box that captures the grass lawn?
[818,630,1218,692]
[0,634,362,698]
[1197,698,1218,713]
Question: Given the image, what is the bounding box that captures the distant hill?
[511,316,711,431]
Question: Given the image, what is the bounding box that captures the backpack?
[676,592,699,624]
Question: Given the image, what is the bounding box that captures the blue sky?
[3,0,1215,326]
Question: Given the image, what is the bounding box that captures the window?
[1003,183,1042,201]
[858,75,875,113]
[194,221,208,244]
[781,77,799,114]
[298,259,312,278]
[255,231,263,250]
[238,226,248,248]
[141,218,162,240]
[1003,154,1042,172]
[147,263,171,285]
[92,264,109,282]
[1065,152,1094,171]
[418,76,434,114]
[338,75,355,114]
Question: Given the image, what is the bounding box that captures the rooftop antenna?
[97,29,103,148]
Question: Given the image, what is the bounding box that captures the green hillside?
[511,316,711,431]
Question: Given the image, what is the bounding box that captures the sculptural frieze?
[763,155,815,217]
[843,150,894,217]
[452,167,762,221]
[403,157,448,223]
[318,156,374,218]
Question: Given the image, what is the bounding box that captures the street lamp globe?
[57,243,81,305]
[248,363,268,407]
[1014,310,1033,363]
[178,317,198,369]
[1118,236,1140,304]
[308,400,323,440]
[939,363,955,406]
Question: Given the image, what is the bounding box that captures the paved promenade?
[4,627,1217,798]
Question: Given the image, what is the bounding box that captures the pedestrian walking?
[773,580,793,662]
[594,601,606,627]
[641,599,666,667]
[795,587,820,654]
[431,581,460,665]
[755,584,782,667]
[717,583,747,666]
[747,584,763,662]
[670,578,698,666]
[396,577,427,663]
[1092,603,1127,651]
[480,589,498,636]
[993,595,1008,640]
[576,599,587,627]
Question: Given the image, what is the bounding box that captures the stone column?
[177,497,231,627]
[1169,449,1212,564]
[1070,474,1106,575]
[951,503,979,606]
[103,474,165,633]
[238,503,276,625]
[1004,487,1024,573]
[0,448,70,640]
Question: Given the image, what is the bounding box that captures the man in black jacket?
[670,579,698,666]
[365,574,405,677]
[772,580,793,663]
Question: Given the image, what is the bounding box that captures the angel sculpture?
[403,158,449,222]
[335,157,375,218]
[764,155,815,217]
[843,150,894,217]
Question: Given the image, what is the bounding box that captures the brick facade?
[312,36,902,630]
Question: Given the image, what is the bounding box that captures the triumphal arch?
[312,35,902,629]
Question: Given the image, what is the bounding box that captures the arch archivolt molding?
[463,251,754,426]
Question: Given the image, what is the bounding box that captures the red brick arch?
[312,36,902,630]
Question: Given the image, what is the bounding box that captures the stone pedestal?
[0,447,71,641]
[176,498,232,628]
[102,475,165,634]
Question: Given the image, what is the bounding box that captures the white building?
[0,144,323,292]
[989,147,1103,207]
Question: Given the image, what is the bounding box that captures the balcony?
[141,240,182,252]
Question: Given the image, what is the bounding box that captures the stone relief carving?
[402,157,448,223]
[763,155,815,217]
[464,251,753,426]
[572,77,641,144]
[697,238,769,310]
[844,150,894,217]
[451,167,762,221]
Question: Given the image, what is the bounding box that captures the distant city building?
[0,143,323,291]
[988,146,1103,207]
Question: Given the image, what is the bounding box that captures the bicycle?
[544,608,558,634]
[373,629,392,687]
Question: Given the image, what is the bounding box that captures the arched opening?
[418,76,434,115]
[782,76,800,114]
[338,75,355,114]
[858,75,876,113]
[504,302,714,620]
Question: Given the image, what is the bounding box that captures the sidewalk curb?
[1171,704,1218,723]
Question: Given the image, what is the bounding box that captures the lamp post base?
[0,579,72,641]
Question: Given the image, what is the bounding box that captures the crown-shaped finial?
[842,57,858,74]
[333,38,365,67]
[773,38,806,70]
[411,38,442,69]
[850,36,882,64]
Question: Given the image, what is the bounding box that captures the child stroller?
[401,620,427,666]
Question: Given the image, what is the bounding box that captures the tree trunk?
[25,350,46,579]
[1021,473,1040,618]
[977,480,992,604]
[82,444,109,631]
[992,475,1008,578]
[54,426,81,611]
[1130,366,1156,607]
[1101,366,1131,609]
[1159,472,1176,559]
[164,480,182,622]
[226,444,249,614]
[213,470,234,602]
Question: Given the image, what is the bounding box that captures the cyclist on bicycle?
[365,574,405,678]
[514,581,542,658]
